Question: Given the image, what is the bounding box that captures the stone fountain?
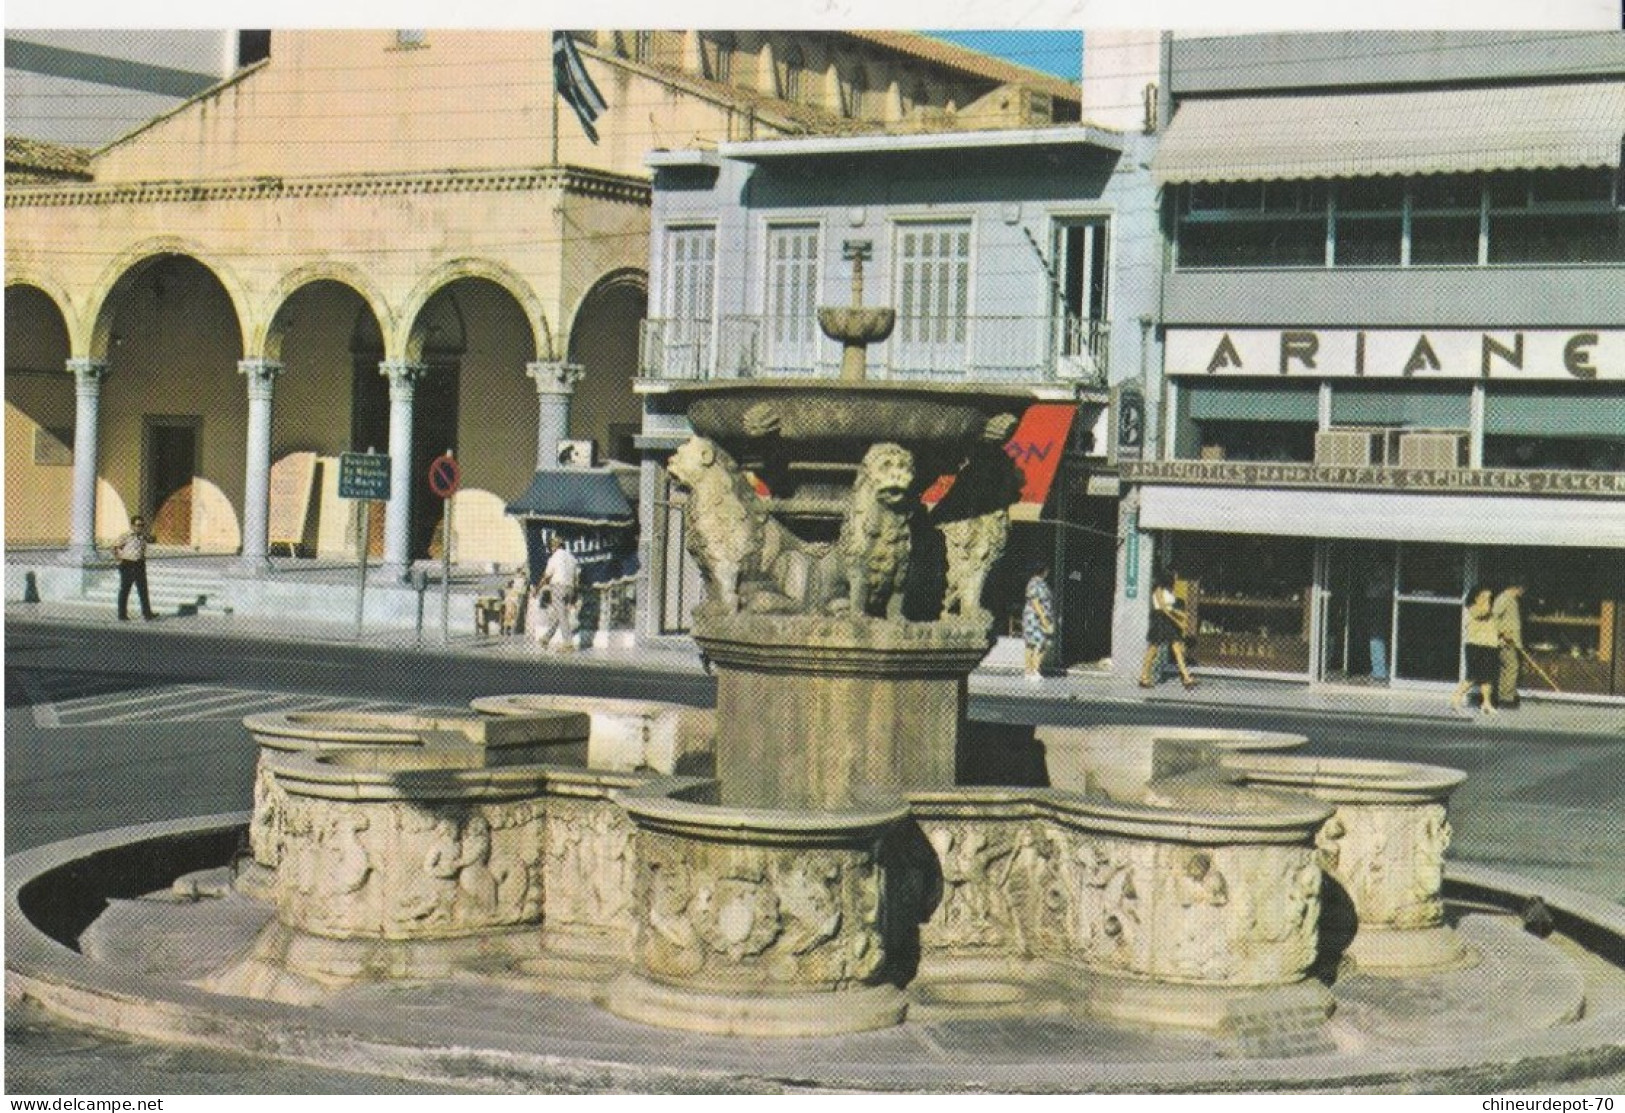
[9,288,1625,1089]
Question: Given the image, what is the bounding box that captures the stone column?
[234,358,283,574]
[526,360,584,469]
[379,360,428,580]
[61,358,109,566]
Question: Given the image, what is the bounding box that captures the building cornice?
[4,164,652,209]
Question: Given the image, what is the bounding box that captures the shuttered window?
[765,224,820,373]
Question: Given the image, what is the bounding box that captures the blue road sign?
[338,452,391,500]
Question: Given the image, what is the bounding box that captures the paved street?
[5,610,1623,1093]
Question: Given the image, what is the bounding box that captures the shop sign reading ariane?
[1167,329,1624,380]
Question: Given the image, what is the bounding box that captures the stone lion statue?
[666,436,813,614]
[939,510,1009,618]
[831,443,915,620]
[932,428,1023,619]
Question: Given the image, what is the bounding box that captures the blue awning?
[506,468,635,526]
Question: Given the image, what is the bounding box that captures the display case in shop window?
[1521,599,1619,697]
[1181,578,1313,674]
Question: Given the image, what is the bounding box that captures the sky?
[925,30,1083,82]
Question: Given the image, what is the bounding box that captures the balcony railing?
[639,314,1109,385]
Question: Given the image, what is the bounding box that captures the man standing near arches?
[111,514,157,621]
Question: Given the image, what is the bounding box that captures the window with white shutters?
[661,226,716,377]
[894,221,970,375]
[765,224,820,374]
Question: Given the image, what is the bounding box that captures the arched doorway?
[268,279,387,558]
[568,271,646,465]
[5,284,75,547]
[353,278,537,561]
[97,255,244,550]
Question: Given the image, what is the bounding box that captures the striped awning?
[1153,81,1625,186]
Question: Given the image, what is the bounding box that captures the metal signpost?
[338,449,391,635]
[428,451,461,642]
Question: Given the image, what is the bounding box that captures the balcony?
[639,314,1109,386]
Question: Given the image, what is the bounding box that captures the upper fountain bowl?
[669,379,1036,459]
[817,306,896,345]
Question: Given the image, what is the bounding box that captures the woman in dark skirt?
[1139,570,1196,689]
[1452,585,1500,715]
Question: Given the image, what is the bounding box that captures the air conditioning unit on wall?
[1396,431,1469,469]
[1314,428,1383,466]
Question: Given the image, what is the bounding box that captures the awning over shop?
[506,467,635,527]
[1153,81,1625,186]
[1139,485,1625,547]
[921,403,1077,523]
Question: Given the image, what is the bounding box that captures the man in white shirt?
[110,514,157,621]
[533,535,580,650]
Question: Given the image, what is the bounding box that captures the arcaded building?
[6,30,1080,596]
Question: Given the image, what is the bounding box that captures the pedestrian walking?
[110,514,158,621]
[532,535,580,651]
[1451,585,1499,715]
[1493,580,1526,709]
[1140,570,1196,689]
[1022,564,1055,680]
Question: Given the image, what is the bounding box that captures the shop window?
[1334,217,1403,266]
[1333,180,1403,266]
[1483,436,1625,472]
[1397,542,1462,599]
[1487,212,1625,264]
[1411,216,1480,265]
[1174,535,1314,675]
[1178,219,1324,268]
[1176,170,1624,269]
[1192,421,1316,463]
[1477,546,1624,697]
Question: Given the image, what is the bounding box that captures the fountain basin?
[1221,754,1474,974]
[242,709,589,872]
[604,783,911,1037]
[907,784,1336,1032]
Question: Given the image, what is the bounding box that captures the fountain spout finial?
[818,239,895,382]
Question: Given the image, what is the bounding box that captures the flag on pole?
[553,31,608,144]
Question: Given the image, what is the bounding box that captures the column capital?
[238,357,284,380]
[239,358,284,401]
[379,359,429,383]
[380,360,428,401]
[527,360,585,396]
[66,357,109,387]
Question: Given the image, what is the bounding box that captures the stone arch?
[5,271,85,356]
[89,238,249,360]
[399,258,548,363]
[566,267,648,465]
[261,262,394,363]
[5,281,80,547]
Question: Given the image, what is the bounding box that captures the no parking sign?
[428,453,461,499]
